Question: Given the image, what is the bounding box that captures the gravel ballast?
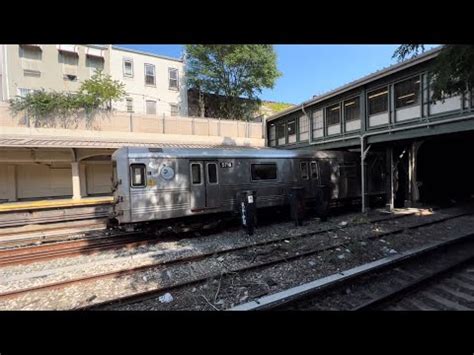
[0,205,472,310]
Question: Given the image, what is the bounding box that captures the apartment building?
[0,44,109,100]
[0,44,188,116]
[109,46,187,116]
[0,44,203,205]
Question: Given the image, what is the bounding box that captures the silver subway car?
[111,147,386,225]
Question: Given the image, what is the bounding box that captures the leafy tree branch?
[394,45,474,101]
[185,45,281,120]
[9,70,126,127]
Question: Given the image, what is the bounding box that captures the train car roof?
[113,146,351,160]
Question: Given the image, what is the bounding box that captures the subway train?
[110,147,387,230]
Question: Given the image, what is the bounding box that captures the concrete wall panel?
[345,120,361,131]
[396,105,420,122]
[328,124,341,135]
[369,112,389,127]
[86,163,112,195]
[430,96,461,115]
[16,164,72,199]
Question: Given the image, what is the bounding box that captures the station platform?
[0,196,114,228]
[0,196,114,213]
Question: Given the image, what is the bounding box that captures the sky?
[120,44,438,105]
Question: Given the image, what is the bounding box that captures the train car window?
[130,164,146,187]
[207,163,218,184]
[251,164,277,180]
[340,164,357,179]
[311,162,318,179]
[191,163,202,184]
[300,162,309,180]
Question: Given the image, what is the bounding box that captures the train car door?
[299,160,311,191]
[310,160,320,191]
[189,160,219,210]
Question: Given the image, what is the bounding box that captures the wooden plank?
[446,277,474,291]
[434,285,474,303]
[402,297,438,311]
[421,291,471,310]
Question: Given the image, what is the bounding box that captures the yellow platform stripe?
[0,196,115,212]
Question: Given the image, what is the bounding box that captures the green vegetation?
[185,45,281,121]
[9,70,126,127]
[394,45,474,101]
[262,101,294,113]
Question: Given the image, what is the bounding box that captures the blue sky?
[120,44,438,104]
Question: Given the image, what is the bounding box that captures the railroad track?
[82,208,474,310]
[356,259,474,311]
[0,205,471,310]
[0,218,109,249]
[230,230,474,311]
[0,230,152,267]
[0,204,457,268]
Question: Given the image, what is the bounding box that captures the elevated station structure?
[266,47,474,211]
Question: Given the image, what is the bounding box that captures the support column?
[410,141,423,206]
[6,165,17,202]
[386,146,394,211]
[361,138,366,213]
[79,163,87,197]
[71,162,84,200]
[407,144,413,208]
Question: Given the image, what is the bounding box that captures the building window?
[126,98,133,113]
[170,104,179,116]
[144,64,156,86]
[300,162,309,180]
[269,124,276,147]
[326,104,340,126]
[312,110,323,129]
[23,70,41,78]
[86,56,104,76]
[59,51,79,66]
[251,164,277,181]
[123,58,133,77]
[287,120,296,143]
[312,109,324,138]
[395,76,420,108]
[64,74,77,81]
[277,123,286,145]
[17,88,33,98]
[19,45,42,60]
[146,100,156,115]
[130,164,146,187]
[344,97,360,121]
[299,115,309,141]
[368,87,388,115]
[169,68,179,90]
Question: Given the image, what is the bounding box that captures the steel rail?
[0,204,429,267]
[351,255,474,311]
[80,211,473,310]
[1,208,469,308]
[229,232,474,311]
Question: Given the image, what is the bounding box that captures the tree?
[394,45,474,101]
[78,70,126,112]
[10,70,126,127]
[185,45,281,120]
